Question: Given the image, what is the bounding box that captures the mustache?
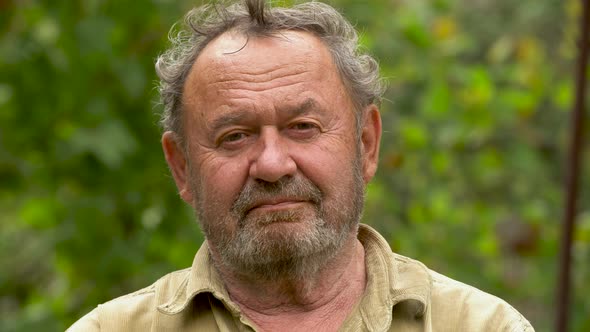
[231,176,323,217]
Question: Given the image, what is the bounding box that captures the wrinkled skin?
[162,30,381,281]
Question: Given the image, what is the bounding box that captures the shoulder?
[358,225,534,331]
[427,268,534,331]
[67,268,191,332]
[384,250,534,331]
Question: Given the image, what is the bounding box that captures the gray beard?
[193,157,365,282]
[215,209,351,281]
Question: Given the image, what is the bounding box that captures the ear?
[161,131,194,204]
[360,104,382,184]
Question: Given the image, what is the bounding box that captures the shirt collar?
[157,240,241,315]
[352,224,431,331]
[158,224,432,325]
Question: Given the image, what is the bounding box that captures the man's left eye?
[287,122,321,140]
[291,122,317,131]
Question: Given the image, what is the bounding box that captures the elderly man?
[69,0,534,331]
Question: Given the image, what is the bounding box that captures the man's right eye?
[224,132,247,142]
[217,131,250,149]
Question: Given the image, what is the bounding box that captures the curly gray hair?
[156,0,385,144]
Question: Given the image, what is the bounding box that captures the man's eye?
[218,132,250,149]
[287,122,321,140]
[291,122,317,131]
[224,132,246,142]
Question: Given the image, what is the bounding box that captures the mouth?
[246,199,309,214]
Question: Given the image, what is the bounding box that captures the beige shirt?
[68,224,534,331]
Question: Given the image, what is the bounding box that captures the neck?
[212,233,367,332]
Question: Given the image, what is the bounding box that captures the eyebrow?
[209,111,253,134]
[281,98,325,119]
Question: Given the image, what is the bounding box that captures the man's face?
[163,30,381,278]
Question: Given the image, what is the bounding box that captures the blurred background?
[1,0,589,330]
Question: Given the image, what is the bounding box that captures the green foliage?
[1,0,588,331]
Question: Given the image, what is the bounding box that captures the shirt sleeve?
[502,305,535,332]
[66,308,100,332]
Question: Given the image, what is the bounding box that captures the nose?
[249,127,297,183]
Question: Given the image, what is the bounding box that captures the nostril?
[255,175,293,190]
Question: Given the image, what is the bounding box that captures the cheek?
[292,140,358,192]
[193,153,250,208]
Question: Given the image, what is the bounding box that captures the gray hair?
[155,0,385,143]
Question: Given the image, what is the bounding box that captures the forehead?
[198,29,327,68]
[181,30,349,113]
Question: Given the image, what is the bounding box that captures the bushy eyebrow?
[281,98,326,119]
[209,112,253,133]
[208,98,326,135]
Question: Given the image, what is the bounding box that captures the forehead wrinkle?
[206,66,312,95]
[197,62,314,102]
[217,81,307,96]
[217,59,310,80]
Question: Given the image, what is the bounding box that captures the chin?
[211,210,351,280]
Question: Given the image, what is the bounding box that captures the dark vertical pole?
[556,0,590,331]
